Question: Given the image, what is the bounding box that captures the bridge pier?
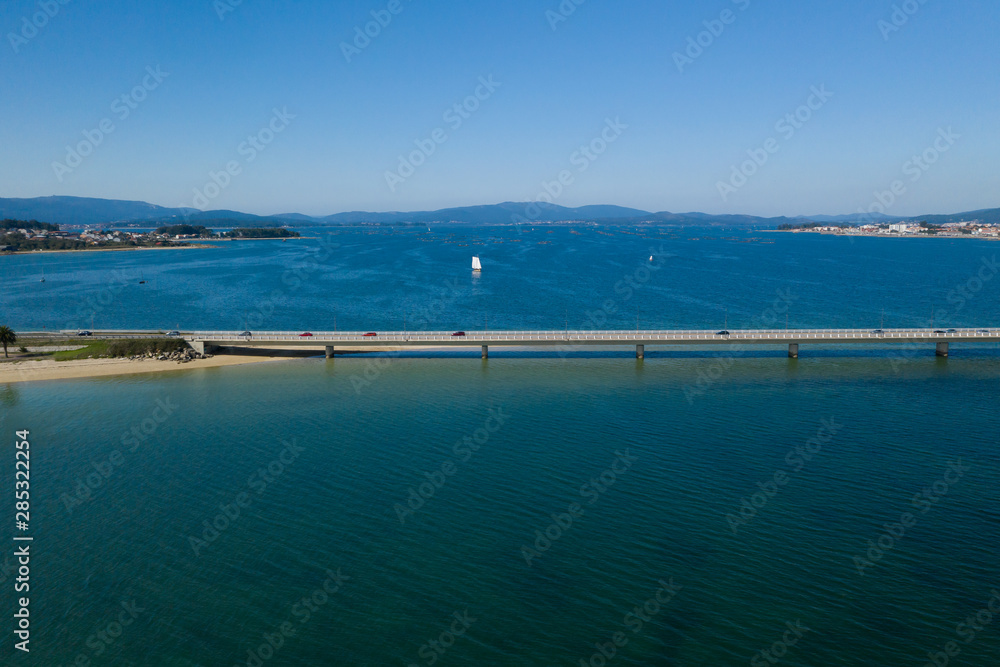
[936,341,949,357]
[636,344,644,359]
[788,343,799,359]
[190,341,217,355]
[482,345,488,359]
[325,345,335,358]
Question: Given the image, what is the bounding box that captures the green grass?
[50,338,189,361]
[52,341,110,360]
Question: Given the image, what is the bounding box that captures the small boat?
[649,255,653,261]
[472,256,482,272]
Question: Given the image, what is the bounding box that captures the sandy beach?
[0,354,280,384]
[0,345,445,384]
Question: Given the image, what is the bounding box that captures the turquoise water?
[2,227,1000,665]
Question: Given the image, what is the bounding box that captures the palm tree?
[0,326,16,358]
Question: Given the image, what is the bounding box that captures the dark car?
[976,329,990,334]
[933,329,946,334]
[452,331,466,336]
[871,329,884,335]
[299,332,314,337]
[165,330,181,336]
[77,330,92,336]
[716,330,730,336]
[239,331,252,337]
[363,332,378,337]
[946,328,957,333]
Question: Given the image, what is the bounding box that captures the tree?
[0,326,16,358]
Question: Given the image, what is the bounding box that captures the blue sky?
[1,0,997,217]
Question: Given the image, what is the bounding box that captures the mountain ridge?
[1,195,996,227]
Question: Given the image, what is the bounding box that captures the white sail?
[472,256,482,271]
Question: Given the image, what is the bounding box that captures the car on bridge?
[299,332,314,337]
[933,329,947,334]
[715,330,730,336]
[77,330,92,336]
[871,329,884,335]
[239,331,252,337]
[165,331,180,336]
[452,331,466,336]
[363,332,378,337]
[946,328,957,333]
[977,329,991,334]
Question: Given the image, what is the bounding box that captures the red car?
[299,332,313,337]
[452,331,466,336]
[363,332,378,337]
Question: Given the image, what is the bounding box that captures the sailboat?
[39,269,45,283]
[139,271,146,285]
[471,256,482,272]
[649,255,653,261]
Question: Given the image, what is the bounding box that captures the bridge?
[47,328,1000,359]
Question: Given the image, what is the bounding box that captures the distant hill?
[903,208,1000,225]
[320,202,650,224]
[0,196,191,226]
[1,195,996,228]
[801,212,906,223]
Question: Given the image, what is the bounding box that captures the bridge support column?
[325,345,335,359]
[189,341,219,356]
[788,343,799,359]
[481,345,488,359]
[636,344,644,359]
[936,341,949,357]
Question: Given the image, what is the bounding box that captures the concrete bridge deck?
[44,327,1000,358]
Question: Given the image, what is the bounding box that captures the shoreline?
[0,345,442,384]
[0,244,213,256]
[0,354,283,384]
[763,229,999,240]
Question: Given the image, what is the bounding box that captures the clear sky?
[1,0,997,217]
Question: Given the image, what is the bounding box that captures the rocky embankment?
[127,347,213,363]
